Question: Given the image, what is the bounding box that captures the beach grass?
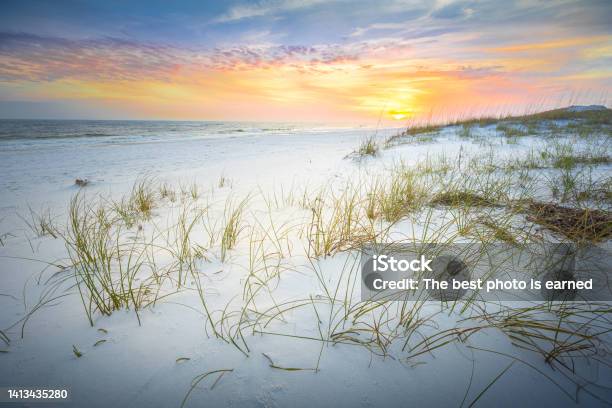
[7,105,611,406]
[353,136,379,157]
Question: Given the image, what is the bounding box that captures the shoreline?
[1,108,611,407]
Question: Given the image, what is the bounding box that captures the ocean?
[0,119,399,222]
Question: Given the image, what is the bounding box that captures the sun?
[388,109,410,120]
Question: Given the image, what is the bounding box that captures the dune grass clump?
[405,123,443,136]
[379,168,427,222]
[169,203,208,285]
[355,136,379,157]
[159,183,177,202]
[365,179,383,220]
[110,198,138,228]
[383,133,401,147]
[64,194,160,324]
[431,191,496,207]
[220,197,249,262]
[449,116,500,128]
[547,150,611,170]
[433,164,517,207]
[218,175,229,188]
[555,155,610,169]
[307,186,379,257]
[307,190,359,257]
[189,182,199,200]
[130,178,157,217]
[540,141,610,170]
[109,179,159,227]
[535,139,611,203]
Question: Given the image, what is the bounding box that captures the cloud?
[213,0,329,23]
[2,25,609,85]
[0,33,183,82]
[490,36,610,53]
[0,32,365,82]
[431,1,468,18]
[350,23,407,38]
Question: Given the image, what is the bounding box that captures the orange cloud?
[490,35,610,53]
[0,32,610,123]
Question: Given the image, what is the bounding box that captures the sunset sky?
[0,0,610,124]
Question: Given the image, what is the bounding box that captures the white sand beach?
[1,110,611,407]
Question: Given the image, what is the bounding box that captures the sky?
[0,0,610,124]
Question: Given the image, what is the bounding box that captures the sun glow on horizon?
[0,2,610,122]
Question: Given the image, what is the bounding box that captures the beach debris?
[72,345,83,358]
[262,353,317,371]
[75,178,89,187]
[0,329,9,346]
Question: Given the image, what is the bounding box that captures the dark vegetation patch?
[552,155,610,169]
[526,201,612,242]
[521,106,612,126]
[430,191,496,207]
